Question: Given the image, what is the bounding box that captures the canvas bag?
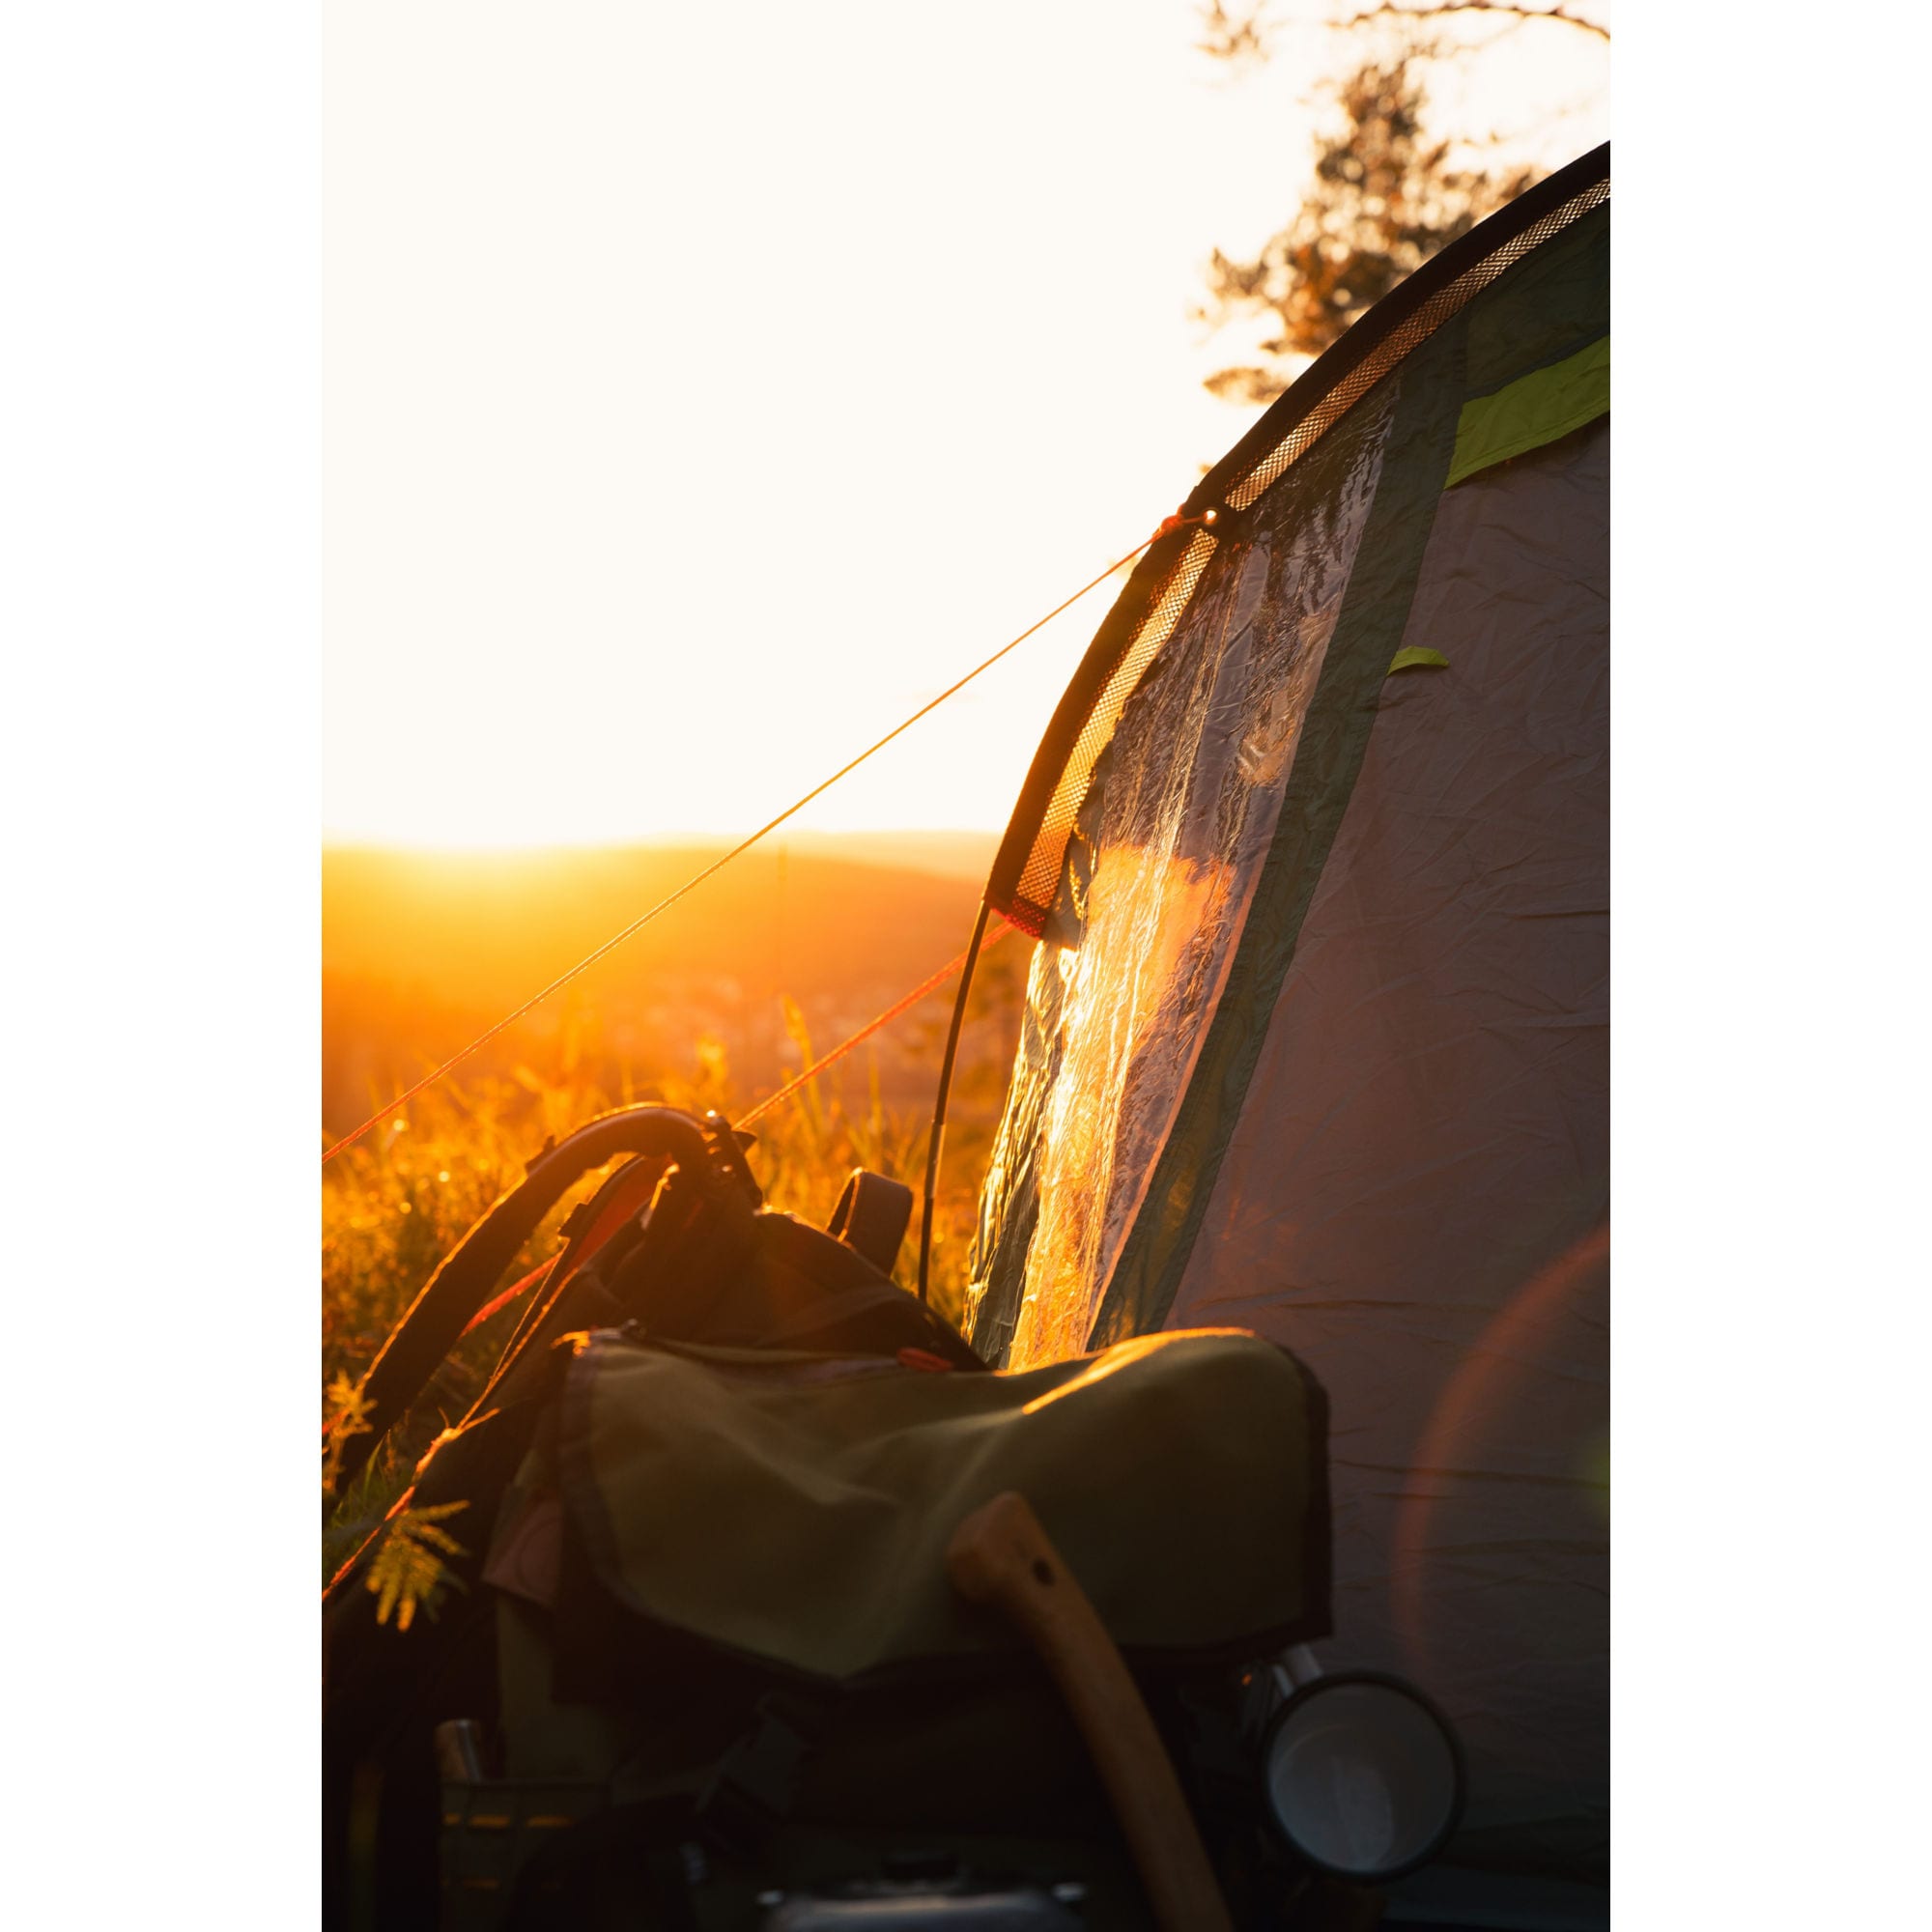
[520,1326,1329,1682]
[449,1326,1331,1928]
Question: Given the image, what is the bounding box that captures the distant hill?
[323,841,989,1007]
[322,838,1013,1132]
[773,829,998,881]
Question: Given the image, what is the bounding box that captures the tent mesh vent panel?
[986,155,1609,938]
[1008,529,1218,927]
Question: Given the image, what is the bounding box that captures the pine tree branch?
[1195,2,1278,66]
[1339,2,1609,40]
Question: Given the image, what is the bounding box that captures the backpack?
[323,1104,1335,1930]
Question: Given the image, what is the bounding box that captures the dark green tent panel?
[970,148,1609,1927]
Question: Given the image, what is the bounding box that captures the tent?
[965,146,1609,1927]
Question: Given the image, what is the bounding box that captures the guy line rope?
[322,506,1217,1167]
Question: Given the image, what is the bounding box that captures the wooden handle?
[947,1491,1234,1932]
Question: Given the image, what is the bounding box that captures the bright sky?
[324,2,1607,847]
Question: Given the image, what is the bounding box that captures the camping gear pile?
[326,1106,1456,1929]
[326,144,1608,1930]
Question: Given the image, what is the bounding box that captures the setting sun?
[324,1,1605,849]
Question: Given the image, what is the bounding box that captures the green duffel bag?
[546,1326,1327,1682]
[445,1328,1329,1930]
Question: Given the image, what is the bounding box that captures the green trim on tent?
[1387,645,1449,674]
[1089,312,1471,1353]
[1445,334,1608,490]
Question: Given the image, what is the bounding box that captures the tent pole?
[917,899,993,1306]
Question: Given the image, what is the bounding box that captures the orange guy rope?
[740,917,1014,1129]
[322,509,1214,1166]
[459,1257,555,1339]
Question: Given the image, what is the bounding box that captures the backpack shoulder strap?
[327,1107,720,1507]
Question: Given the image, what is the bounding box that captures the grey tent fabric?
[1164,419,1609,1888]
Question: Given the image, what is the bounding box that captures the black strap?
[327,1107,718,1506]
[827,1169,915,1278]
[468,1155,668,1420]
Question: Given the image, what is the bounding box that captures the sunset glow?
[325,1,1607,848]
